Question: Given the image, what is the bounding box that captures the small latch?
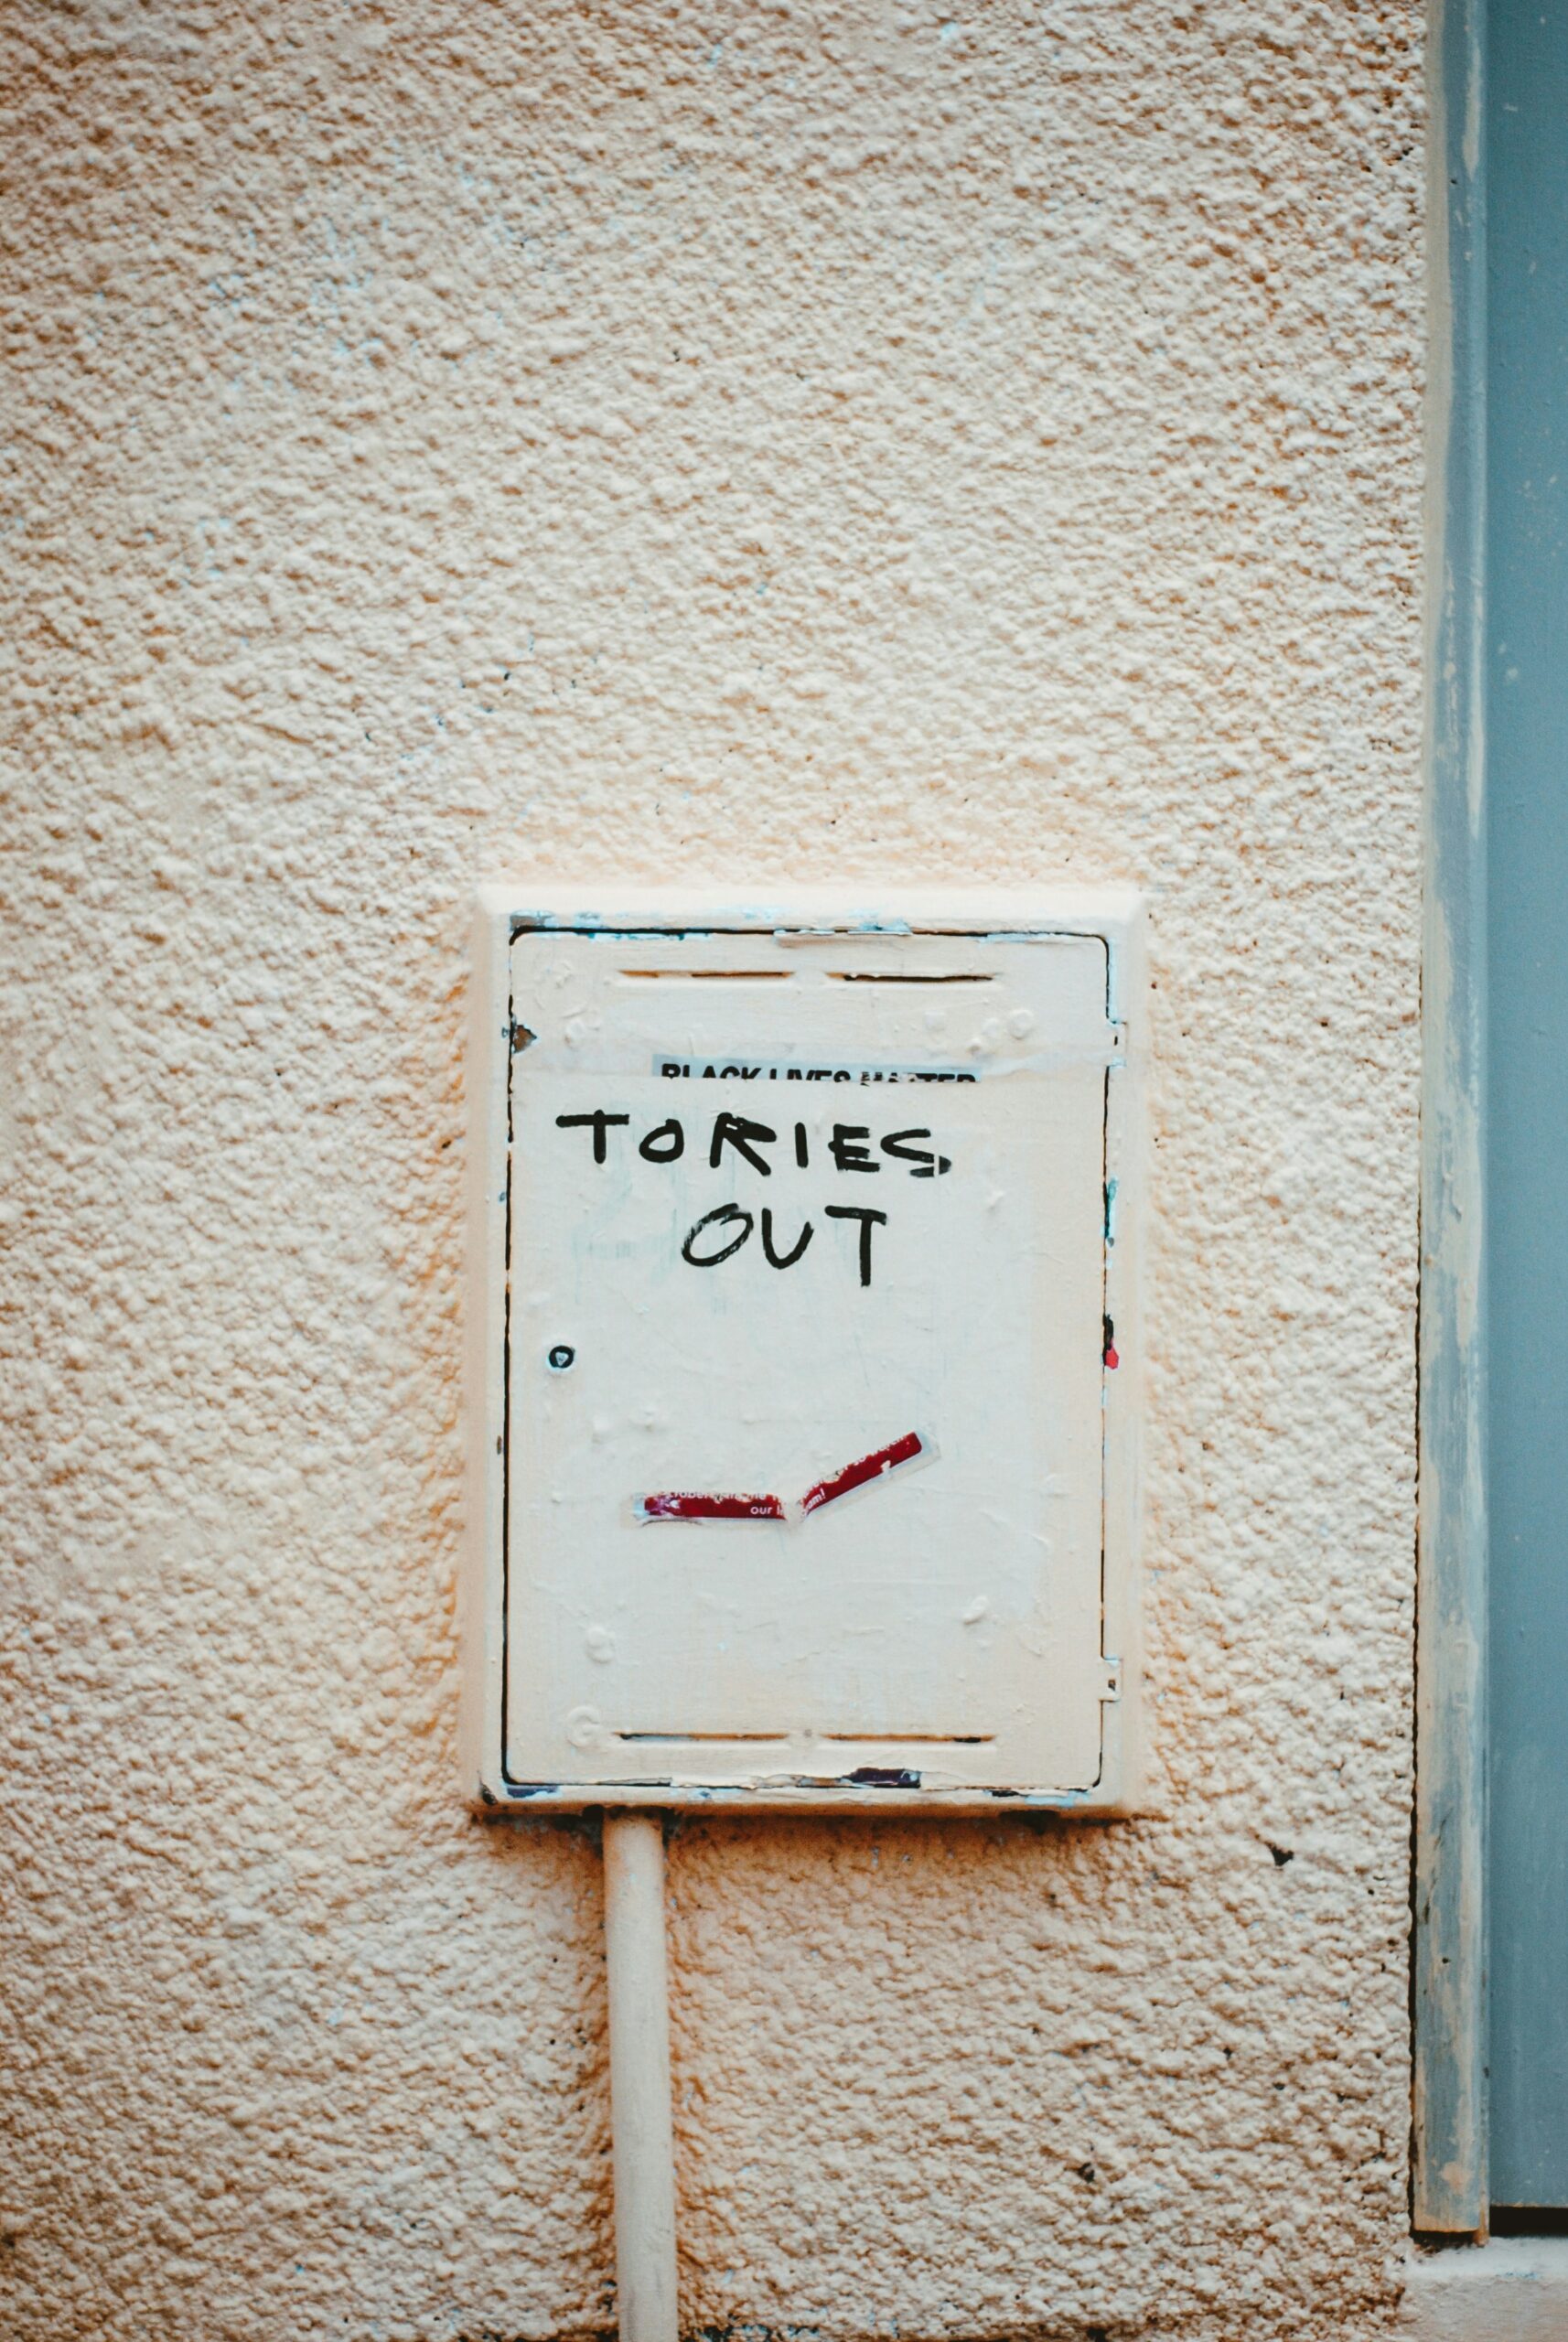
[1100,1658,1122,1704]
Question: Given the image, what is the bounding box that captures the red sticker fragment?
[635,1432,929,1525]
[636,1489,785,1523]
[800,1430,927,1518]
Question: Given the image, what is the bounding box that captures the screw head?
[547,1344,575,1371]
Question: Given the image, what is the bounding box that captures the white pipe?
[602,1810,679,2342]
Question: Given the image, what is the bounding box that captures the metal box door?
[465,894,1144,1813]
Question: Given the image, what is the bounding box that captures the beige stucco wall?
[0,3,1424,2337]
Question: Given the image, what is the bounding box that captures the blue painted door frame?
[1418,0,1568,2231]
[1485,0,1568,2215]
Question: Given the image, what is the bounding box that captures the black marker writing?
[560,1106,948,1180]
[829,1123,878,1175]
[824,1205,887,1288]
[555,1111,630,1165]
[639,1118,684,1163]
[675,1199,886,1285]
[880,1128,951,1178]
[682,1204,754,1267]
[760,1209,813,1269]
[710,1112,776,1176]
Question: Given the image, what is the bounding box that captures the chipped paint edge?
[462,886,1148,1820]
[1413,0,1489,2239]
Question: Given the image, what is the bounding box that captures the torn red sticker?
[635,1490,786,1523]
[635,1432,930,1525]
[800,1430,928,1517]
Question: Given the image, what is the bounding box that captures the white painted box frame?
[463,888,1146,1815]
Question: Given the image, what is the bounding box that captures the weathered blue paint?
[1486,0,1568,2214]
[1414,0,1489,2237]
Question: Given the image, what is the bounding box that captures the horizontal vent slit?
[822,1734,994,1745]
[611,1731,992,1746]
[614,1731,789,1744]
[826,972,993,984]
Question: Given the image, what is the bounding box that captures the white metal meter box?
[464,890,1144,1813]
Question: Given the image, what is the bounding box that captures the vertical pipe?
[1414,0,1489,2237]
[603,1810,680,2342]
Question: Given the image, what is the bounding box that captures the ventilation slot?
[822,1734,994,1746]
[615,1731,790,1745]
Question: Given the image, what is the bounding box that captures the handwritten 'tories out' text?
[553,1109,952,1289]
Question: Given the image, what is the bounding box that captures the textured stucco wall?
[0,3,1423,2337]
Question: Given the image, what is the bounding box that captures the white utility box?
[464,891,1144,1812]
